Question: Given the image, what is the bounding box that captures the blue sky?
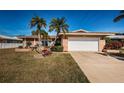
[0,10,124,36]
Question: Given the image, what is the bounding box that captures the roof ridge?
[71,29,88,33]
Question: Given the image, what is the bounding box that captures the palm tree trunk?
[50,32,59,49]
[38,33,41,46]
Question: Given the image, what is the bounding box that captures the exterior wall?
[0,43,22,49]
[61,37,68,52]
[22,38,38,47]
[98,38,105,52]
[0,39,22,49]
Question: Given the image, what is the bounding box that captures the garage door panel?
[68,37,99,51]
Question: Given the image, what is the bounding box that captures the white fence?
[0,43,23,49]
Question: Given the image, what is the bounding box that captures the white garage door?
[68,37,99,51]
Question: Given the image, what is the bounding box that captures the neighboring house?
[18,36,39,47]
[59,29,115,52]
[0,35,22,49]
[106,35,124,41]
[18,35,55,47]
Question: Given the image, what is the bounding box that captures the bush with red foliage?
[104,41,124,50]
[42,49,52,57]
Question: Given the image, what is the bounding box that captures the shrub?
[26,41,32,48]
[42,49,52,57]
[55,39,61,46]
[104,41,123,50]
[51,46,63,52]
[18,46,23,48]
[105,38,112,44]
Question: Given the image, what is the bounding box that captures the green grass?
[0,49,89,83]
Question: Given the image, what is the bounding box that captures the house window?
[42,40,48,46]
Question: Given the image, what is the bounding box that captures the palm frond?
[113,14,124,22]
[120,10,124,13]
[49,17,69,34]
[30,16,46,29]
[30,18,37,28]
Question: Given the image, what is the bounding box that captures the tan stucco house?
[59,29,115,52]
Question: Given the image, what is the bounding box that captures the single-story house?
[0,35,22,49]
[18,35,55,47]
[59,29,115,52]
[18,36,39,47]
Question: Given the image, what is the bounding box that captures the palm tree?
[40,29,48,39]
[49,17,69,47]
[40,29,49,46]
[35,29,48,38]
[32,30,37,36]
[113,10,124,22]
[30,16,47,45]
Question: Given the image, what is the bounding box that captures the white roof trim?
[0,35,22,40]
[71,29,89,32]
[106,35,124,39]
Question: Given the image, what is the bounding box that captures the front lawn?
[0,49,89,83]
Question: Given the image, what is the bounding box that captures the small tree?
[30,16,47,45]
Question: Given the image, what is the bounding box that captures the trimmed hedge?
[51,46,63,52]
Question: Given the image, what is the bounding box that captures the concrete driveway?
[70,52,124,83]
